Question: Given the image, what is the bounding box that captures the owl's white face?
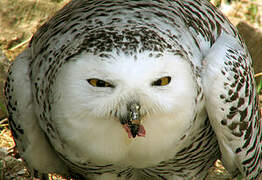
[51,51,198,168]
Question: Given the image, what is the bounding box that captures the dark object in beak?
[121,102,145,138]
[128,103,141,138]
[129,124,139,138]
[127,103,141,138]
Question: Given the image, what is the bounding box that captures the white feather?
[51,51,197,168]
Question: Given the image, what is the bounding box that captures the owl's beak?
[120,102,146,138]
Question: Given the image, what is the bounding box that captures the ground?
[0,0,261,179]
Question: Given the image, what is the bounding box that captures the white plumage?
[52,51,197,165]
[5,0,262,179]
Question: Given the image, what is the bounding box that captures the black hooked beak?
[120,102,143,138]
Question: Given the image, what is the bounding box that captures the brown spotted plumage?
[5,0,262,179]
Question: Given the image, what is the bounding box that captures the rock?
[237,22,262,74]
[0,50,10,119]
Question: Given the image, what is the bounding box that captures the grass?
[0,101,6,117]
[0,0,71,60]
[256,73,262,93]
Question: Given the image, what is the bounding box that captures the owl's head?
[52,50,198,140]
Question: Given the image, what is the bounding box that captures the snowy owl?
[4,0,262,179]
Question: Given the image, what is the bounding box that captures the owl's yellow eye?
[152,76,171,86]
[87,79,114,88]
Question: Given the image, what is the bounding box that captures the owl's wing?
[4,48,67,176]
[202,32,262,179]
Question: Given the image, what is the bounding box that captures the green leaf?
[247,0,258,23]
[257,77,262,94]
[237,174,243,180]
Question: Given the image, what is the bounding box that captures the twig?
[9,37,32,51]
[255,72,262,78]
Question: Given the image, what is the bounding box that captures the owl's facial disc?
[120,102,146,138]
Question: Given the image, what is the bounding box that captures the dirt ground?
[0,0,262,179]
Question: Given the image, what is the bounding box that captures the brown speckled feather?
[5,0,261,179]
